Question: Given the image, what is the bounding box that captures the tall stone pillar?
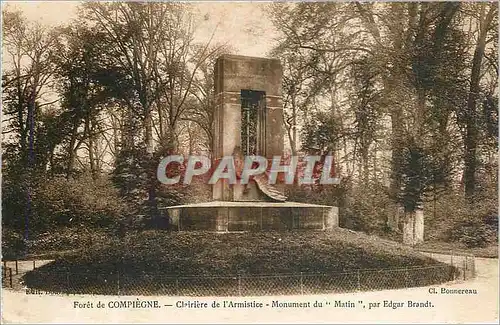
[414,209,424,244]
[212,55,284,202]
[403,209,425,246]
[402,214,415,246]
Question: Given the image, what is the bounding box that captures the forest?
[1,2,498,257]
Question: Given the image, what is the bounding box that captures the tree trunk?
[464,4,495,200]
[84,113,97,179]
[66,118,79,178]
[285,93,298,156]
[361,147,369,183]
[389,106,404,231]
[144,108,159,227]
[122,109,136,151]
[144,110,154,155]
[291,97,297,156]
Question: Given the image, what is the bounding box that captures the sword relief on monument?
[240,89,266,157]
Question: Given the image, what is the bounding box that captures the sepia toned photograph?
[1,1,498,323]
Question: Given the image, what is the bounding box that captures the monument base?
[159,201,338,232]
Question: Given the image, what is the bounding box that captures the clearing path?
[2,260,54,290]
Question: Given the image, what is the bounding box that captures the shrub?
[285,182,344,207]
[1,227,25,259]
[448,217,497,248]
[338,181,393,235]
[33,173,127,230]
[425,189,498,247]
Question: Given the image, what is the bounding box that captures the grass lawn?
[26,228,447,276]
[21,228,458,295]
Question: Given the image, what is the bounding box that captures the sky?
[2,1,279,58]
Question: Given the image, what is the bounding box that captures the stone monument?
[161,55,338,232]
[212,55,285,202]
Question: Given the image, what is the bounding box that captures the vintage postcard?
[1,1,498,324]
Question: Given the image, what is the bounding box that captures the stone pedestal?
[414,209,424,244]
[324,207,339,230]
[161,201,339,232]
[403,209,425,246]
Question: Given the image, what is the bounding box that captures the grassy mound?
[23,229,456,295]
[29,229,442,275]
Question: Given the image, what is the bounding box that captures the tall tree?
[2,9,60,245]
[461,3,497,200]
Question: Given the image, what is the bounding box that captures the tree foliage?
[1,2,497,252]
[268,2,498,242]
